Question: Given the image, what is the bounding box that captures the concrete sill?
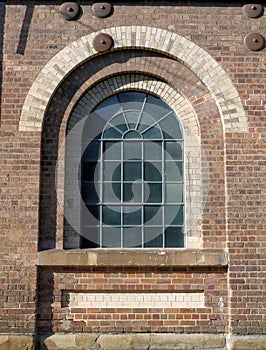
[38,249,228,267]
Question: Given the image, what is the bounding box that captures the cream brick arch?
[19,26,247,132]
[67,75,200,135]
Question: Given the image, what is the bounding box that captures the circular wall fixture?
[92,33,113,52]
[59,2,80,20]
[242,4,263,18]
[244,32,265,51]
[92,3,113,18]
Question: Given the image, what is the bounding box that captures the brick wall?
[0,1,265,348]
[37,266,228,334]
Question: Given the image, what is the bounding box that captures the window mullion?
[100,140,103,248]
[121,140,124,248]
[135,95,147,131]
[162,140,165,248]
[141,140,144,248]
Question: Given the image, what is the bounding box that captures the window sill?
[38,249,228,267]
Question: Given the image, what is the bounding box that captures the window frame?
[80,91,185,249]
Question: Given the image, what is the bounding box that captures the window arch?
[80,91,185,248]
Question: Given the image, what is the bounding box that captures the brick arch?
[19,26,247,133]
[67,75,200,135]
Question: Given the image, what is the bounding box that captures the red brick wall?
[0,1,265,339]
[37,267,228,334]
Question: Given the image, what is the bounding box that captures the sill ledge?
[38,249,227,267]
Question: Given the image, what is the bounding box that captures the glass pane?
[82,141,100,161]
[144,205,161,225]
[81,205,99,225]
[102,205,121,225]
[144,227,163,247]
[103,182,121,203]
[165,227,184,247]
[103,126,123,139]
[137,112,155,133]
[102,227,121,248]
[124,130,142,139]
[94,95,122,122]
[82,113,106,140]
[144,162,162,181]
[109,113,129,132]
[123,141,142,160]
[165,205,184,226]
[165,141,183,160]
[144,141,162,160]
[159,114,183,140]
[81,227,99,248]
[165,183,183,203]
[81,182,99,204]
[165,161,183,181]
[144,95,172,121]
[123,182,142,203]
[119,91,145,111]
[103,162,121,181]
[86,205,100,221]
[123,227,142,248]
[82,161,99,181]
[123,162,142,181]
[146,183,162,203]
[124,111,141,129]
[123,206,142,225]
[103,142,121,160]
[143,126,162,139]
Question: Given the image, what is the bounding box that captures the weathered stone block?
[127,334,150,350]
[149,334,226,350]
[97,334,131,350]
[75,333,99,349]
[0,336,9,350]
[43,334,81,350]
[230,335,266,350]
[6,335,34,350]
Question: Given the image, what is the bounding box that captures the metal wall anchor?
[242,4,263,18]
[92,33,113,52]
[92,3,113,18]
[59,2,80,20]
[244,32,265,51]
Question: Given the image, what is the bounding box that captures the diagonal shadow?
[16,3,34,55]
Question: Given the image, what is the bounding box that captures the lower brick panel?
[36,266,228,334]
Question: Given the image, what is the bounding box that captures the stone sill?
[38,249,227,267]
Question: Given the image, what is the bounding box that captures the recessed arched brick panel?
[39,51,225,251]
[63,75,203,249]
[19,26,247,133]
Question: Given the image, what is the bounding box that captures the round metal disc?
[92,3,112,18]
[59,2,80,20]
[93,33,113,52]
[244,33,265,51]
[242,4,263,18]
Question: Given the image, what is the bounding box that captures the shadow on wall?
[35,268,54,349]
[16,3,34,55]
[0,3,6,126]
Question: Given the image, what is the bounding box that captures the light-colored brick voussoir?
[19,26,246,133]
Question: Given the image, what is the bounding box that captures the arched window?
[80,91,185,248]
